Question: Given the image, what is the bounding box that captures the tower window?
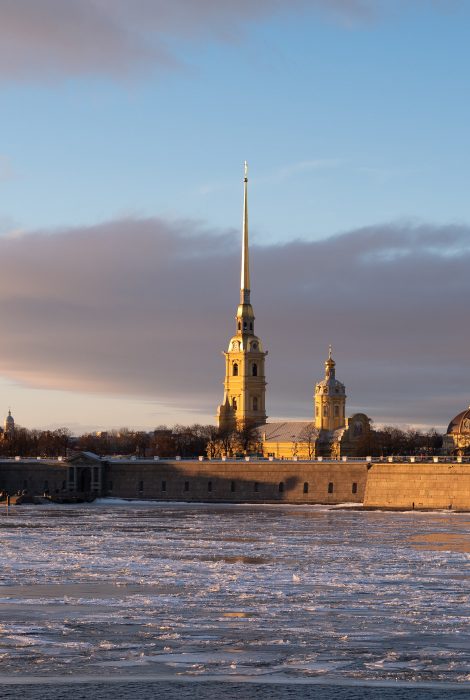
[328,482,334,494]
[334,405,339,417]
[238,321,241,331]
[233,363,238,377]
[323,405,328,417]
[249,322,253,331]
[243,322,247,330]
[316,406,319,417]
[253,397,258,411]
[252,363,258,377]
[232,398,237,410]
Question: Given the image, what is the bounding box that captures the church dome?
[447,407,470,435]
[4,410,14,432]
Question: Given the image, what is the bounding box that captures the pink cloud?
[0,217,468,428]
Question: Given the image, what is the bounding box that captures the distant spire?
[240,161,250,304]
[325,345,335,379]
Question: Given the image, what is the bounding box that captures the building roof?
[258,422,319,442]
[447,407,470,435]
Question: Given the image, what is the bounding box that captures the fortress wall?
[101,460,370,504]
[4,458,470,510]
[364,463,470,510]
[105,460,368,503]
[0,462,67,495]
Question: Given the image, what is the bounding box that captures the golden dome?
[447,407,470,435]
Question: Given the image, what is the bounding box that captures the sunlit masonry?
[1,165,470,510]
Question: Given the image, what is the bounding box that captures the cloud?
[0,0,394,81]
[0,217,469,429]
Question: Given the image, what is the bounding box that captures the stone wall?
[105,459,368,504]
[0,461,67,495]
[3,457,470,510]
[363,463,470,510]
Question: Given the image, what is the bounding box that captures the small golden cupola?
[314,346,346,431]
[217,163,267,430]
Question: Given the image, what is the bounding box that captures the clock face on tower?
[232,341,240,351]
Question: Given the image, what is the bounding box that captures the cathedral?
[217,164,371,459]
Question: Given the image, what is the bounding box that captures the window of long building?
[161,480,166,492]
[328,482,334,494]
[184,481,189,492]
[254,482,259,492]
[208,481,212,492]
[303,482,309,494]
[279,482,284,493]
[231,481,236,492]
[139,480,144,491]
[352,482,358,494]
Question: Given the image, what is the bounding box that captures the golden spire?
[325,344,335,378]
[240,161,250,304]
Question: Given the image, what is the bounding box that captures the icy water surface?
[0,501,469,695]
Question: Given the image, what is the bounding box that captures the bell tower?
[314,347,346,431]
[217,163,267,430]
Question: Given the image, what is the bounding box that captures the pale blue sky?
[0,1,470,431]
[2,2,470,243]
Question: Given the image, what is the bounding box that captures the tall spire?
[240,161,250,304]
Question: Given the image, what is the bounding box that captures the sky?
[0,0,469,433]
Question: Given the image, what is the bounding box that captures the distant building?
[1,409,15,441]
[217,164,372,458]
[443,407,470,455]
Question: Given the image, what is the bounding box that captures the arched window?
[249,322,253,331]
[253,397,258,411]
[232,398,237,410]
[238,321,241,331]
[252,363,258,377]
[233,363,238,376]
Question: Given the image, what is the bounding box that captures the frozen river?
[0,501,469,697]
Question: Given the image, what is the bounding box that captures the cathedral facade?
[217,165,371,459]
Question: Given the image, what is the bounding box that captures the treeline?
[76,424,261,459]
[0,423,444,459]
[352,426,443,457]
[0,428,72,458]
